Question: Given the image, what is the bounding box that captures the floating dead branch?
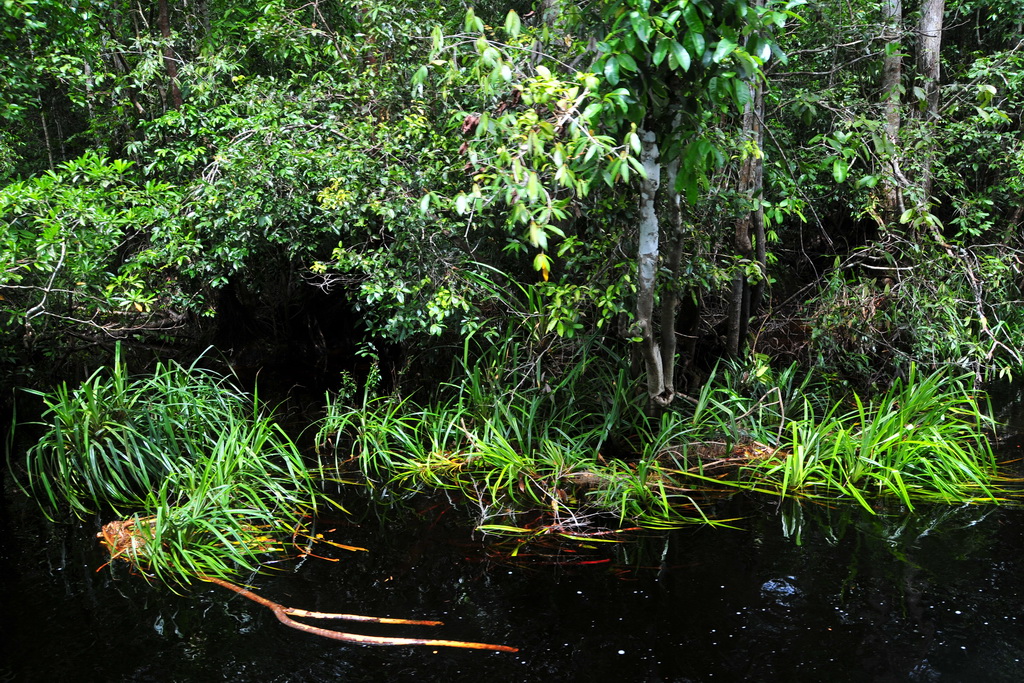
[203,576,517,651]
[97,518,518,653]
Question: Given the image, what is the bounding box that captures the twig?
[203,576,519,652]
[98,519,517,652]
[25,241,67,321]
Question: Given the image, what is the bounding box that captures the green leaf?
[533,251,551,274]
[528,222,547,249]
[526,171,541,200]
[681,173,700,205]
[482,46,500,66]
[626,155,646,178]
[682,4,704,34]
[770,41,788,65]
[617,53,638,72]
[582,102,603,121]
[748,35,772,62]
[684,30,705,59]
[669,41,691,71]
[604,56,620,86]
[733,51,759,79]
[652,36,670,66]
[504,10,521,37]
[832,158,848,183]
[630,11,652,43]
[733,80,752,109]
[712,37,738,63]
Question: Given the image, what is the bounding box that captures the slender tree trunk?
[917,0,944,201]
[636,129,667,411]
[81,58,105,147]
[727,80,765,357]
[28,40,55,169]
[158,0,183,110]
[748,83,766,318]
[539,0,561,25]
[726,270,748,358]
[39,107,55,169]
[658,160,686,404]
[532,0,562,64]
[881,0,906,224]
[676,289,701,391]
[725,0,770,358]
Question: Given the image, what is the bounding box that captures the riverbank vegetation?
[2,0,1023,575]
[14,347,518,650]
[319,337,1000,531]
[18,347,325,584]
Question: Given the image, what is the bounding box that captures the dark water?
[3,473,1024,683]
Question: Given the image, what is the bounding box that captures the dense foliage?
[2,0,1020,390]
[3,1,1022,536]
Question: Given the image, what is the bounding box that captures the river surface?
[3,464,1024,683]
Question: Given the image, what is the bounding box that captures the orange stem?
[202,576,518,652]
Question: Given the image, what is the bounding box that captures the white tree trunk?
[917,0,944,201]
[636,129,665,408]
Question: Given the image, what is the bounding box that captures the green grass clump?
[319,336,732,529]
[320,334,1003,532]
[670,362,1000,510]
[14,347,323,586]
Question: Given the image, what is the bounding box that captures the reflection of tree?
[779,499,1001,678]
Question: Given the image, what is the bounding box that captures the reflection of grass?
[320,336,1002,532]
[16,347,324,587]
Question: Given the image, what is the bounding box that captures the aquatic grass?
[712,365,1001,510]
[648,362,1001,514]
[132,421,318,587]
[320,335,1003,532]
[19,347,268,518]
[15,347,326,587]
[318,336,724,529]
[829,368,997,504]
[737,398,843,496]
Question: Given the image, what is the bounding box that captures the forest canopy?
[0,0,1022,396]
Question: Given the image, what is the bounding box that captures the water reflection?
[3,483,1024,682]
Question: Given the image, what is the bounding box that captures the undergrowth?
[11,347,325,587]
[318,336,1002,533]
